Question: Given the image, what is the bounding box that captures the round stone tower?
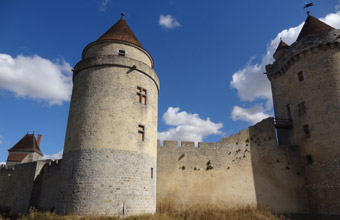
[265,14,340,215]
[57,14,159,216]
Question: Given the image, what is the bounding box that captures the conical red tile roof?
[97,15,143,48]
[297,14,334,41]
[8,134,43,156]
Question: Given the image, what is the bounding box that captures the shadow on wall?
[249,118,309,213]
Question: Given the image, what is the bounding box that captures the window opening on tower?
[306,154,313,164]
[138,125,145,141]
[136,86,147,105]
[118,49,126,56]
[297,71,304,82]
[298,102,306,115]
[303,124,311,138]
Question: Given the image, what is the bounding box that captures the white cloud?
[230,11,340,124]
[0,53,72,105]
[42,150,63,160]
[0,162,5,166]
[336,1,340,11]
[158,107,223,145]
[98,0,111,12]
[231,105,271,124]
[320,11,340,28]
[159,15,181,29]
[230,23,304,109]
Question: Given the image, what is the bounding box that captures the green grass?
[0,203,287,220]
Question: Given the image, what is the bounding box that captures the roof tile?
[8,134,43,156]
[97,16,143,48]
[297,14,334,41]
[7,153,29,162]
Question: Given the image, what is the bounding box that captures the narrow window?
[286,104,292,119]
[306,154,313,164]
[151,168,153,179]
[136,86,147,105]
[297,71,304,82]
[303,124,310,138]
[138,125,145,141]
[298,102,306,115]
[118,49,126,56]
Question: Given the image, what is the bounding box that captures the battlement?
[266,29,340,78]
[158,117,277,151]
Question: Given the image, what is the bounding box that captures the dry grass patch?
[0,203,287,220]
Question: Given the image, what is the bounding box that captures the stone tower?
[265,14,340,215]
[57,14,159,216]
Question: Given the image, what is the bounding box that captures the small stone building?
[6,133,43,166]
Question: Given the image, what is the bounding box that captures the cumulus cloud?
[231,105,271,124]
[230,23,304,109]
[98,0,111,12]
[320,11,340,28]
[0,53,72,105]
[230,11,340,124]
[158,107,223,145]
[159,15,181,29]
[42,150,63,160]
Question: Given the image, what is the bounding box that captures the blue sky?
[1,0,340,162]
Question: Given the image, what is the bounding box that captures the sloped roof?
[297,14,334,41]
[97,16,143,48]
[275,40,289,52]
[7,153,29,162]
[8,134,43,156]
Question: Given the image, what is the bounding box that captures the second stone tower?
[57,14,159,216]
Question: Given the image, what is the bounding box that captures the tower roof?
[97,15,143,48]
[297,14,334,41]
[273,40,290,59]
[274,40,289,53]
[8,134,43,156]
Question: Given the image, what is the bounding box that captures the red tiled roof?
[7,153,29,162]
[97,16,143,48]
[297,14,334,41]
[8,134,43,156]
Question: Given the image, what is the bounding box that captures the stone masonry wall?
[57,148,156,217]
[0,162,37,215]
[157,117,309,213]
[30,160,61,211]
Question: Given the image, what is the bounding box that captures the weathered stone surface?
[57,149,156,216]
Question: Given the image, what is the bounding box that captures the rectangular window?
[297,71,304,82]
[306,154,313,164]
[298,102,306,115]
[303,124,310,138]
[118,50,126,56]
[151,168,153,179]
[136,86,147,105]
[138,125,145,141]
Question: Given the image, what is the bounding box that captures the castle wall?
[157,118,309,213]
[30,160,61,211]
[0,163,37,215]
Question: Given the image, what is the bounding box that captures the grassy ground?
[0,204,287,220]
